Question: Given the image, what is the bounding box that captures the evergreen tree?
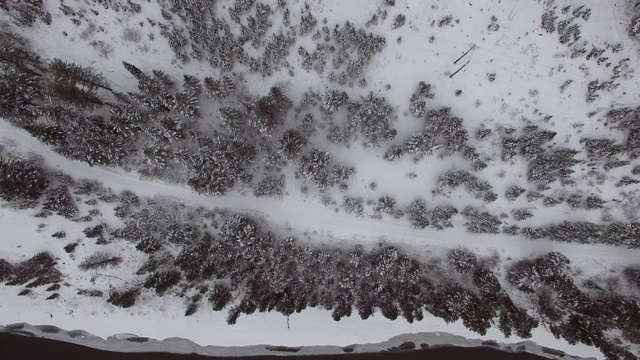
[0,31,45,122]
[246,86,293,136]
[278,129,307,161]
[22,122,65,146]
[174,74,202,118]
[0,158,50,202]
[48,59,111,91]
[407,199,430,229]
[297,149,331,189]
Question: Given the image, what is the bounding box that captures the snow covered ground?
[2,0,640,359]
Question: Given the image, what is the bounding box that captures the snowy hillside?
[1,0,640,359]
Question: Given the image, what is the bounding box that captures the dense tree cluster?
[507,252,639,357]
[0,30,46,122]
[527,148,580,184]
[245,86,293,136]
[344,92,397,147]
[502,129,556,161]
[437,170,496,201]
[517,220,640,248]
[3,252,61,288]
[2,0,51,27]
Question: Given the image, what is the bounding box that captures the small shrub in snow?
[527,191,544,202]
[63,243,78,254]
[541,7,558,33]
[185,302,199,316]
[487,16,500,32]
[483,191,498,203]
[77,289,103,297]
[209,284,233,311]
[580,138,623,158]
[475,128,492,140]
[543,196,563,207]
[383,145,405,161]
[392,14,406,29]
[511,208,534,221]
[46,283,60,292]
[108,287,140,308]
[408,82,435,117]
[603,160,630,171]
[51,231,66,239]
[89,40,114,58]
[254,176,285,198]
[83,223,105,239]
[343,196,364,215]
[505,186,526,201]
[616,176,640,187]
[17,289,30,296]
[122,27,142,42]
[584,195,605,210]
[502,224,520,235]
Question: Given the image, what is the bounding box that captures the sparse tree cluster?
[460,206,501,234]
[437,170,497,201]
[527,148,580,184]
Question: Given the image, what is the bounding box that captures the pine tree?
[246,86,293,136]
[407,199,430,228]
[0,31,44,121]
[174,74,202,118]
[278,129,307,161]
[22,122,65,146]
[46,82,104,110]
[48,59,111,91]
[0,158,50,202]
[0,30,45,77]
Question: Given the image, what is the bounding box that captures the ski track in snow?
[2,120,638,265]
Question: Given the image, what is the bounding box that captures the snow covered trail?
[1,119,638,265]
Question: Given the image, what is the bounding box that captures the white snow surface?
[2,0,640,358]
[0,115,618,360]
[0,323,597,359]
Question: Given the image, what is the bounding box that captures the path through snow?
[2,119,638,265]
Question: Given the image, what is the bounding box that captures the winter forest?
[1,0,640,359]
